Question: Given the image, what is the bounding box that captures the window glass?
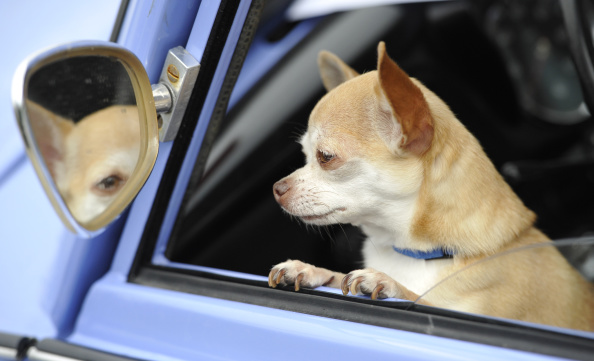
[165,0,594,333]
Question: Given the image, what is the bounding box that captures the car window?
[160,0,594,339]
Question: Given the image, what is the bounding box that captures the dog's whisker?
[322,225,335,243]
[335,222,351,251]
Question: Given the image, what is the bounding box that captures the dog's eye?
[317,150,334,164]
[94,175,124,194]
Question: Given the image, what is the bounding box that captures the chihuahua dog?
[269,42,594,331]
[28,101,140,223]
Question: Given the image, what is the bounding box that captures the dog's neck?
[356,87,537,258]
[408,98,537,257]
[359,221,440,253]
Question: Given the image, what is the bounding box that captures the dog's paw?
[268,260,336,291]
[341,268,404,300]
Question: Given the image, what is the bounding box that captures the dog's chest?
[361,239,452,296]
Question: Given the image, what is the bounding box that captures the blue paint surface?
[66,2,572,360]
[0,0,121,339]
[0,1,584,360]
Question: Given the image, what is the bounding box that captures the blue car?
[1,0,594,360]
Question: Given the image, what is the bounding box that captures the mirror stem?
[152,83,173,113]
[153,46,200,142]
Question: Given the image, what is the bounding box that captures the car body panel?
[0,1,592,360]
[68,1,584,360]
[69,272,566,361]
[0,0,121,339]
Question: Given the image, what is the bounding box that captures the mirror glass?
[14,43,159,235]
[27,56,140,225]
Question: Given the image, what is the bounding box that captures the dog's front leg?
[268,260,345,291]
[341,268,431,305]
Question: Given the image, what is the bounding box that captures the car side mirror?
[12,41,198,237]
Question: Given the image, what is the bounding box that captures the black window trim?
[109,0,131,43]
[128,0,253,279]
[127,1,594,360]
[28,339,143,361]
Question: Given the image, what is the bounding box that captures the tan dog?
[28,101,140,224]
[269,42,594,331]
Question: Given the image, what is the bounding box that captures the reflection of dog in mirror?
[27,101,140,224]
[269,42,594,331]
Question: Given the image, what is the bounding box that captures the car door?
[0,0,247,359]
[63,1,594,360]
[3,1,594,360]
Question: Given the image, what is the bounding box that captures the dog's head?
[29,102,140,223]
[273,42,434,229]
[59,105,140,223]
[273,41,536,256]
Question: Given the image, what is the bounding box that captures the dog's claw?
[268,268,286,288]
[341,274,352,295]
[295,273,304,291]
[350,276,362,296]
[275,268,286,285]
[268,270,277,288]
[371,284,384,300]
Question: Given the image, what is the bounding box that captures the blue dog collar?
[392,246,454,260]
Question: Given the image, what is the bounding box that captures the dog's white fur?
[269,42,594,331]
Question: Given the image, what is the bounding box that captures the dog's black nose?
[273,180,290,200]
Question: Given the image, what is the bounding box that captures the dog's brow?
[298,131,311,148]
[297,133,308,155]
[298,134,306,146]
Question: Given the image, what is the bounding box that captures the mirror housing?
[12,41,159,237]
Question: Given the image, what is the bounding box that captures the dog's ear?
[376,42,433,155]
[27,100,74,178]
[318,50,359,91]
